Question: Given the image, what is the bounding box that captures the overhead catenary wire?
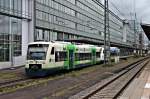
[109,0,136,20]
[109,1,126,19]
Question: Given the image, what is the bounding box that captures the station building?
[0,0,33,68]
[0,0,143,69]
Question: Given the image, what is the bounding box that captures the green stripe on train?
[91,47,96,64]
[64,45,97,70]
[64,44,76,70]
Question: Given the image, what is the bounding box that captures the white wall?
[22,20,29,56]
[0,62,11,69]
[13,56,26,67]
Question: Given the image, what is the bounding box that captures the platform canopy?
[141,24,150,40]
[58,38,133,48]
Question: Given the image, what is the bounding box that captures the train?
[25,41,119,77]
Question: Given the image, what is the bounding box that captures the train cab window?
[51,47,55,55]
[27,44,49,60]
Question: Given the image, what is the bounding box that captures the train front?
[25,43,49,77]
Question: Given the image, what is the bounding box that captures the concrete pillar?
[28,0,35,43]
[123,20,128,43]
[22,20,28,56]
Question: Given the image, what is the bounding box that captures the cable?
[109,1,126,18]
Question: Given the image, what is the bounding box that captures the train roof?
[28,41,104,48]
[54,41,71,44]
[28,42,51,45]
[28,41,71,45]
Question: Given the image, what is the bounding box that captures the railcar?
[110,47,120,62]
[25,41,104,76]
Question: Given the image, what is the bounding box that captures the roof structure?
[58,39,134,48]
[141,24,150,40]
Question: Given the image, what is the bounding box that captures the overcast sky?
[103,0,150,24]
[100,0,150,42]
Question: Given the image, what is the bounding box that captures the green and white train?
[25,41,104,76]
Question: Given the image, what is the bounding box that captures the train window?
[55,51,67,62]
[75,53,79,61]
[96,52,101,58]
[51,47,55,55]
[75,53,91,61]
[27,44,49,60]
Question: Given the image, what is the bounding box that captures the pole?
[104,0,110,65]
[9,0,14,69]
[133,13,137,53]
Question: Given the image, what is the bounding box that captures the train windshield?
[27,44,49,60]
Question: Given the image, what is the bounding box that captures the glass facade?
[35,0,103,41]
[35,0,126,44]
[0,15,22,62]
[0,0,31,62]
[0,15,10,61]
[0,0,31,19]
[0,0,22,11]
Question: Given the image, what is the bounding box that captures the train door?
[69,49,74,69]
[101,48,104,61]
[50,47,55,65]
[92,49,96,64]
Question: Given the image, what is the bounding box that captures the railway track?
[0,57,148,97]
[0,72,66,95]
[0,77,33,95]
[0,77,30,88]
[69,57,149,99]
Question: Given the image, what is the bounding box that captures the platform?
[119,61,150,99]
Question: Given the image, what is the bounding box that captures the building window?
[0,15,22,61]
[0,15,10,62]
[64,33,69,40]
[35,29,44,41]
[0,0,10,10]
[35,29,58,41]
[57,32,63,40]
[11,18,22,57]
